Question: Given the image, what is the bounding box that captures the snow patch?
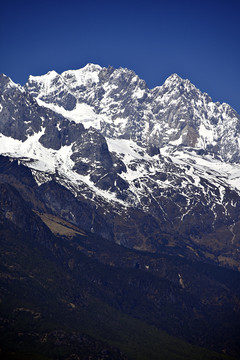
[198,123,214,144]
[106,138,150,161]
[132,88,145,99]
[37,100,111,129]
[169,135,183,146]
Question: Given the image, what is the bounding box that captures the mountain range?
[0,64,240,359]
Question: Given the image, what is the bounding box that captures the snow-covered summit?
[162,73,184,86]
[62,63,102,86]
[27,64,102,101]
[24,64,240,162]
[28,70,59,82]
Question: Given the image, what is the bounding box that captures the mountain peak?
[166,73,183,82]
[0,74,23,93]
[0,73,9,81]
[61,63,102,76]
[83,63,103,71]
[28,70,60,82]
[163,73,185,86]
[61,63,102,87]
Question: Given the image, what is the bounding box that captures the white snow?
[28,71,61,98]
[169,135,183,146]
[1,126,240,211]
[113,117,128,128]
[163,146,240,192]
[106,138,240,197]
[61,64,102,87]
[0,132,129,207]
[0,130,55,173]
[36,99,111,129]
[106,138,150,161]
[29,70,59,83]
[198,123,214,145]
[132,88,145,99]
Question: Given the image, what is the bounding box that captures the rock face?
[1,65,240,270]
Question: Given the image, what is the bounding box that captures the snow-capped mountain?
[1,65,240,270]
[25,63,240,162]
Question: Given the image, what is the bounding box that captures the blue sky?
[1,0,240,112]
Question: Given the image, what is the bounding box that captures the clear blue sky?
[1,0,240,112]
